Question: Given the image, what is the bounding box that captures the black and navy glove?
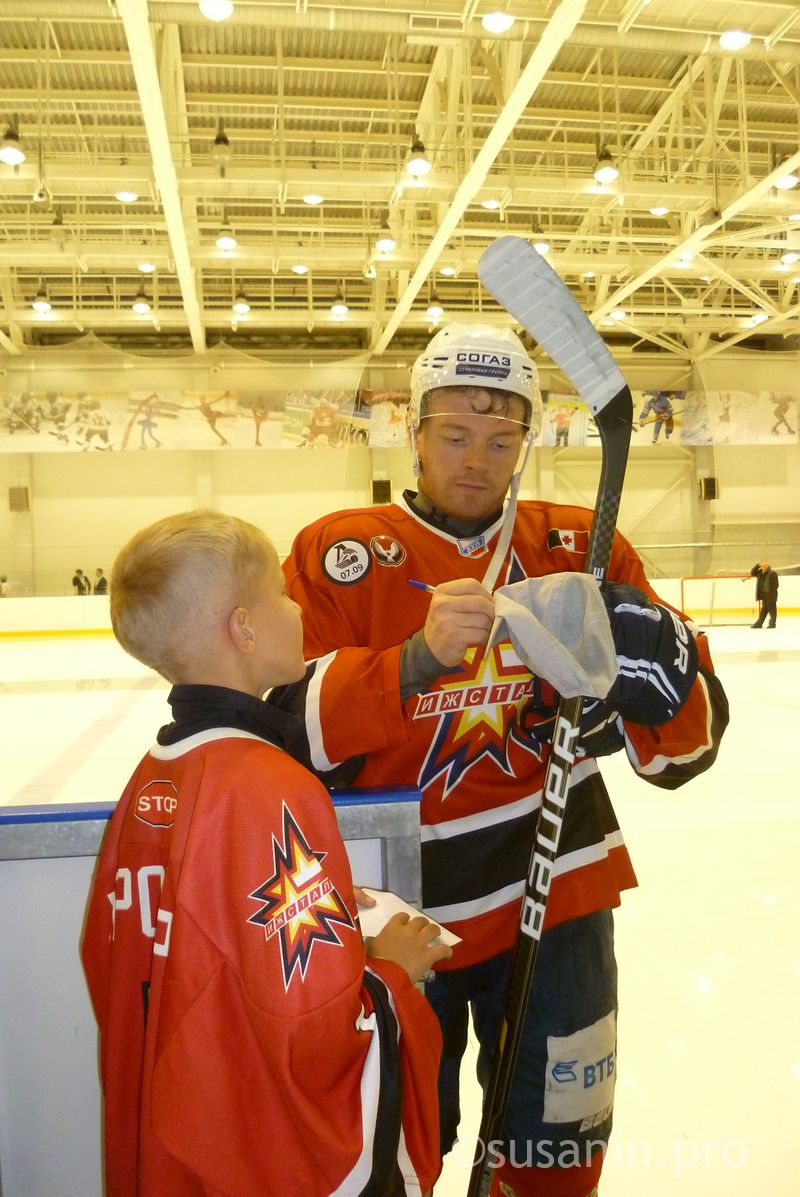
[602,582,698,726]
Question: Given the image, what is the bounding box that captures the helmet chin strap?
[480,430,533,593]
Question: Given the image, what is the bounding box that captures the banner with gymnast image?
[0,384,796,453]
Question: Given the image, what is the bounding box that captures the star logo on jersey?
[247,804,355,988]
[414,640,547,797]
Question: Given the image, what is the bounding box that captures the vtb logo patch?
[247,804,355,988]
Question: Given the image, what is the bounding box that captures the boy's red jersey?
[82,728,441,1196]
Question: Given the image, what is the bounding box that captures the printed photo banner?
[0,385,796,454]
[0,385,409,454]
[538,389,798,448]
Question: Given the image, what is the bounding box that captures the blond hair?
[110,509,274,682]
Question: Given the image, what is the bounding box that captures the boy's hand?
[367,911,453,983]
[352,887,377,908]
[423,579,495,667]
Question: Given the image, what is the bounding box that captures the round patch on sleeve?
[321,538,372,585]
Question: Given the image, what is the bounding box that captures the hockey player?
[638,390,674,443]
[280,323,729,1197]
[81,509,450,1197]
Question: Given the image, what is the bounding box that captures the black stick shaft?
[466,387,632,1197]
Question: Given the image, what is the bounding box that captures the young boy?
[81,510,450,1197]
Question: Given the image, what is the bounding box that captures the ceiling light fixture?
[439,265,456,277]
[212,122,232,164]
[593,147,619,184]
[481,198,501,210]
[302,192,324,206]
[131,285,151,315]
[330,288,348,318]
[610,308,626,321]
[31,284,51,314]
[199,0,234,20]
[531,223,550,254]
[698,207,721,229]
[375,216,397,254]
[649,204,670,217]
[481,11,516,34]
[781,250,800,265]
[291,263,309,275]
[426,293,444,322]
[774,159,799,190]
[50,208,67,247]
[0,121,25,167]
[114,157,139,203]
[405,133,432,178]
[216,223,237,251]
[137,240,157,273]
[232,289,250,315]
[719,29,752,51]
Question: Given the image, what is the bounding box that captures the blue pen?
[407,578,435,594]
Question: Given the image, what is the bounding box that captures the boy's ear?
[229,605,256,653]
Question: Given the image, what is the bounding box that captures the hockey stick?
[466,236,633,1197]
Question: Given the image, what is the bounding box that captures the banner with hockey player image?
[0,383,796,453]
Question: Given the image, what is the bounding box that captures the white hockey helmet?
[409,322,541,436]
[408,323,541,592]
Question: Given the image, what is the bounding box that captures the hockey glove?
[603,582,698,726]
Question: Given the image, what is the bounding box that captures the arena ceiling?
[2,0,800,367]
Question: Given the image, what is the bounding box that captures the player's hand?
[423,578,495,666]
[352,886,376,908]
[366,912,453,983]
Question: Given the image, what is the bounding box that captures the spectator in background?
[93,568,108,595]
[72,568,90,595]
[0,574,9,597]
[750,561,779,628]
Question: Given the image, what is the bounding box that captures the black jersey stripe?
[421,772,621,909]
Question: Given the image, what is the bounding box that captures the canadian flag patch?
[547,527,588,554]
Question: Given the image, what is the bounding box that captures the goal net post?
[680,575,755,626]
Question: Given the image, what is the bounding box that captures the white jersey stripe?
[306,651,338,772]
[419,758,598,842]
[149,728,267,760]
[423,828,625,926]
[327,1001,381,1196]
[625,672,714,775]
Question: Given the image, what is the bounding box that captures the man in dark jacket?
[751,561,779,628]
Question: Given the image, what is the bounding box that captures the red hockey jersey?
[82,728,442,1196]
[283,495,728,970]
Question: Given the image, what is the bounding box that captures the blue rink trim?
[0,803,117,825]
[330,785,421,807]
[0,787,421,825]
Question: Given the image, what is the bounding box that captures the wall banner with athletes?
[0,385,413,455]
[538,390,798,448]
[0,385,795,453]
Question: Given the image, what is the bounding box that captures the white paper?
[358,888,461,947]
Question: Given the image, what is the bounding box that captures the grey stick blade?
[478,235,626,414]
